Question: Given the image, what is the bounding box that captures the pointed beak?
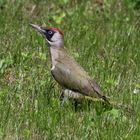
[30,23,46,34]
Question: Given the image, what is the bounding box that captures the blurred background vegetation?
[0,0,140,139]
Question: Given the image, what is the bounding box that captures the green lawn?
[0,0,140,139]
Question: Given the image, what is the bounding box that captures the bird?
[30,23,110,105]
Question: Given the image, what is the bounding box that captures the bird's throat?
[50,47,60,67]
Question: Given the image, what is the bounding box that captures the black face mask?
[43,29,55,42]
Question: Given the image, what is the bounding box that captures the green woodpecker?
[30,24,110,104]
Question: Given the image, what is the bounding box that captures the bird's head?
[30,23,64,48]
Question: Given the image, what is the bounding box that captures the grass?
[0,0,140,139]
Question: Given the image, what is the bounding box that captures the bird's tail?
[100,95,110,105]
[85,96,132,112]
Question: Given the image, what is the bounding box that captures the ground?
[0,0,140,139]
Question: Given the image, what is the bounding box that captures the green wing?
[51,50,103,99]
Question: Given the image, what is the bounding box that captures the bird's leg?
[59,89,80,111]
[72,99,78,111]
[59,89,65,101]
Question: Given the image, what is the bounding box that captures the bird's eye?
[48,30,53,35]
